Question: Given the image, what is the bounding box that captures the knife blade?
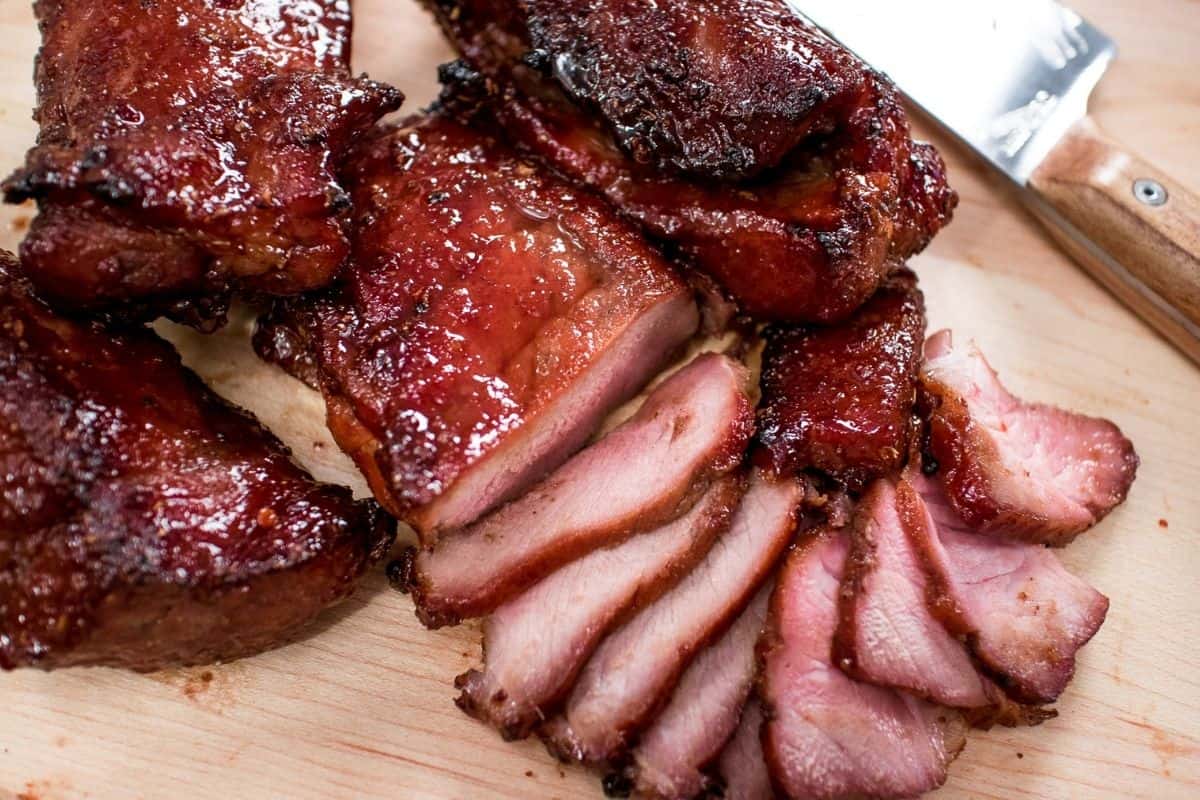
[793,0,1200,364]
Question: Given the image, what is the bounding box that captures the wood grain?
[1,2,1199,799]
[1029,116,1200,362]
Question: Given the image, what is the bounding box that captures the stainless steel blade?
[790,0,1116,185]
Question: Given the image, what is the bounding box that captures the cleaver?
[794,0,1200,364]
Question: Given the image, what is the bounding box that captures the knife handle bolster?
[1028,116,1200,363]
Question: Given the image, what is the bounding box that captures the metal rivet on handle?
[1133,178,1168,206]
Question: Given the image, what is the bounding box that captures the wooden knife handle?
[1028,116,1200,364]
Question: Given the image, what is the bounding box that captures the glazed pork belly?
[256,115,699,540]
[0,253,392,671]
[624,580,772,800]
[716,701,775,800]
[542,471,800,766]
[405,353,754,627]
[425,0,956,322]
[922,330,1138,545]
[756,267,926,489]
[911,474,1110,705]
[456,475,746,740]
[3,0,401,323]
[760,528,966,800]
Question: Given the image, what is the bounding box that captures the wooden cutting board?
[0,2,1197,798]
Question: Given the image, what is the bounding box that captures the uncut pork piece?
[541,471,800,765]
[911,474,1110,705]
[405,353,754,628]
[624,580,772,800]
[456,474,746,740]
[0,252,392,671]
[425,0,956,322]
[756,267,925,489]
[922,330,1138,545]
[255,115,699,540]
[760,528,966,800]
[4,0,401,324]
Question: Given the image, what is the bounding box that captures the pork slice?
[406,353,755,628]
[834,476,998,709]
[921,330,1138,545]
[456,474,746,740]
[717,702,776,800]
[542,472,801,765]
[761,529,966,800]
[625,580,773,800]
[912,474,1110,705]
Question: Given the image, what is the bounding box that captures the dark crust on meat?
[421,0,957,323]
[256,115,695,534]
[755,267,926,489]
[0,253,394,671]
[3,0,401,324]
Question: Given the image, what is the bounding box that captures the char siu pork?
[922,330,1138,545]
[757,267,926,489]
[716,701,775,800]
[457,474,746,740]
[624,581,772,800]
[256,115,699,540]
[911,474,1110,705]
[424,0,956,322]
[404,353,754,628]
[0,253,392,671]
[4,0,401,324]
[542,471,800,766]
[761,528,966,800]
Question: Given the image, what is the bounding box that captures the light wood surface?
[0,2,1198,799]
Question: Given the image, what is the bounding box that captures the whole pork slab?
[256,115,699,540]
[3,0,401,323]
[921,331,1138,545]
[0,253,392,671]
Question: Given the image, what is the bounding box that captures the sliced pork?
[456,475,746,740]
[405,354,754,628]
[255,115,699,541]
[912,475,1110,705]
[834,476,999,709]
[761,528,966,800]
[717,702,775,800]
[756,268,926,489]
[921,330,1138,545]
[625,581,772,800]
[542,472,801,765]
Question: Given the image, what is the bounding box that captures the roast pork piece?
[405,354,755,628]
[426,0,956,322]
[457,475,746,740]
[922,331,1138,545]
[255,115,699,541]
[0,254,393,671]
[542,471,800,765]
[760,528,966,800]
[911,475,1110,705]
[624,580,773,800]
[3,0,401,323]
[756,267,926,489]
